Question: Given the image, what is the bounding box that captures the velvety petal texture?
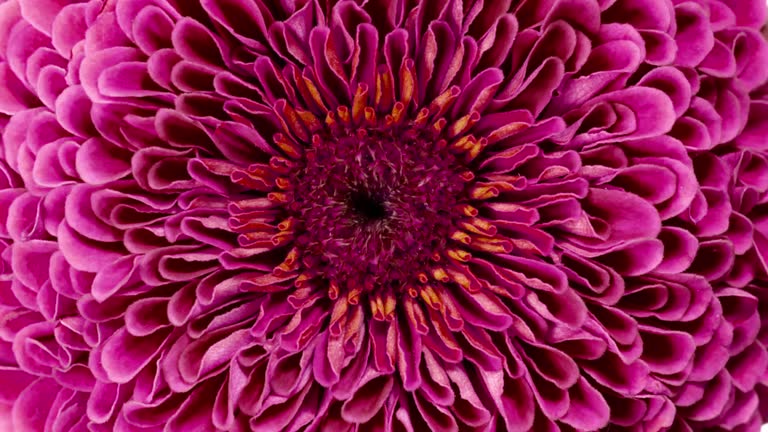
[0,0,767,431]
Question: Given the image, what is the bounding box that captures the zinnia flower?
[1,0,768,430]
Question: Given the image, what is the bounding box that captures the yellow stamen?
[370,296,383,320]
[277,217,295,231]
[471,236,513,253]
[275,177,292,190]
[469,184,499,200]
[458,218,498,236]
[279,102,309,142]
[431,267,450,283]
[451,135,475,152]
[432,117,447,134]
[294,272,313,289]
[454,204,478,217]
[351,84,369,125]
[296,109,322,133]
[329,299,349,336]
[465,137,487,161]
[400,59,416,106]
[447,267,477,291]
[269,156,295,173]
[417,272,429,284]
[391,102,406,124]
[420,285,442,310]
[375,67,394,111]
[459,171,475,182]
[447,249,472,262]
[450,230,472,245]
[364,107,377,127]
[337,106,351,127]
[328,280,340,300]
[276,248,300,274]
[447,111,480,138]
[429,86,461,118]
[271,231,293,246]
[383,293,396,320]
[273,133,302,159]
[347,287,362,305]
[344,306,364,343]
[413,108,430,127]
[267,191,291,203]
[302,74,328,111]
[487,122,529,144]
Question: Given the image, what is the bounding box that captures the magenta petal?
[582,87,676,143]
[10,240,57,290]
[124,297,171,337]
[178,329,252,385]
[5,192,44,241]
[132,6,175,54]
[639,325,696,375]
[637,66,692,117]
[578,187,662,246]
[673,3,714,67]
[582,351,649,395]
[0,63,36,114]
[683,370,732,421]
[0,369,36,404]
[98,61,167,98]
[31,141,78,187]
[57,222,123,272]
[729,342,768,392]
[50,3,88,57]
[54,85,96,137]
[699,39,737,77]
[165,381,217,432]
[17,0,69,36]
[524,342,579,389]
[655,227,698,274]
[248,382,312,431]
[172,17,227,69]
[341,373,394,423]
[640,30,676,65]
[98,327,172,384]
[413,390,459,432]
[199,0,269,48]
[11,378,58,432]
[65,184,122,242]
[737,101,768,150]
[560,377,610,430]
[598,239,664,276]
[719,0,767,28]
[75,137,131,185]
[91,255,141,302]
[79,47,144,101]
[53,363,96,392]
[497,375,536,432]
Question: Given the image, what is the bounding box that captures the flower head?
[1,0,768,431]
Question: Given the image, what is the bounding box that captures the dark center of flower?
[293,130,466,292]
[349,190,389,221]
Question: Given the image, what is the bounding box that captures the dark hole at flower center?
[349,190,389,221]
[293,133,469,292]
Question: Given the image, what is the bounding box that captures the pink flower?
[1,0,768,430]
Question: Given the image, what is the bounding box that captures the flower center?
[349,190,389,221]
[293,130,466,292]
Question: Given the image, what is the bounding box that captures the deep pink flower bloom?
[1,0,768,430]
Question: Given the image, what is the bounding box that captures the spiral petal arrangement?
[1,0,768,431]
